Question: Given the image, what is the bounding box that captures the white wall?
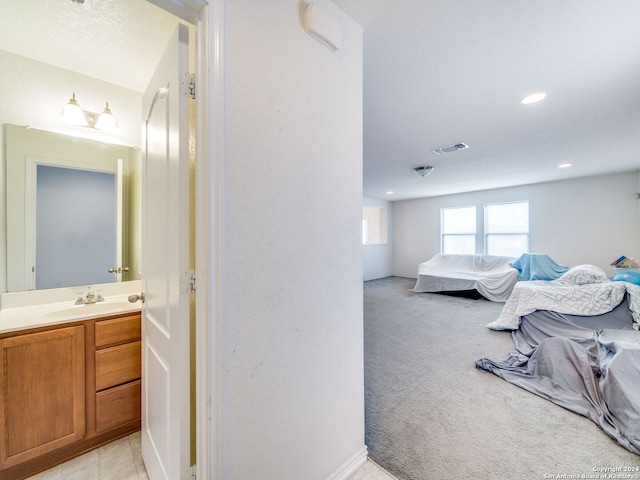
[393,172,640,278]
[363,197,393,281]
[0,51,142,146]
[223,1,365,478]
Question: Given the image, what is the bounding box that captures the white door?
[141,24,191,480]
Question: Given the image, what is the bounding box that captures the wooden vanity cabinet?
[0,326,86,468]
[0,312,141,480]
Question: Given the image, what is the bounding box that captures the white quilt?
[487,265,640,331]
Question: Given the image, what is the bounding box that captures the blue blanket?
[510,253,569,281]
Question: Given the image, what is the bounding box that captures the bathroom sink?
[44,302,138,319]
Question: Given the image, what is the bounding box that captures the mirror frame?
[5,124,141,292]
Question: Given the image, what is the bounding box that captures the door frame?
[24,156,121,290]
[194,3,225,479]
[145,1,225,479]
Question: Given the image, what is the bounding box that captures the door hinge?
[190,464,197,479]
[182,269,196,294]
[183,72,195,99]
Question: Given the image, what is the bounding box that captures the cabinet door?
[0,326,85,468]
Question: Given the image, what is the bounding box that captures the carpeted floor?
[364,276,640,480]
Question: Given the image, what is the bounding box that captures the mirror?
[0,1,186,295]
[5,124,141,292]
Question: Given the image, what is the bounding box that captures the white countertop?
[0,281,142,334]
[0,295,141,334]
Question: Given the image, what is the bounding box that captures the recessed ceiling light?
[558,163,572,168]
[521,92,546,105]
[386,191,394,195]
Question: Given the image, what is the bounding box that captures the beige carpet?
[364,277,640,480]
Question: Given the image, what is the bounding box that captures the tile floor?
[26,432,146,480]
[26,433,395,480]
[350,459,398,480]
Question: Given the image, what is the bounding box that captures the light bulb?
[95,102,118,132]
[61,93,88,126]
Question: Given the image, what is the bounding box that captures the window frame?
[483,200,529,257]
[362,206,388,245]
[440,205,477,255]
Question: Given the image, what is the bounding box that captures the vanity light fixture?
[61,93,118,132]
[61,93,88,126]
[94,102,118,132]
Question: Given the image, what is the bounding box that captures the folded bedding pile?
[487,264,640,331]
[411,254,518,302]
[477,300,640,455]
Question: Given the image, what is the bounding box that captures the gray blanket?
[476,299,640,455]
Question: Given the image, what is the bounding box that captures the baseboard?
[326,446,368,480]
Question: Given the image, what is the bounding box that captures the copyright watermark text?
[542,467,640,479]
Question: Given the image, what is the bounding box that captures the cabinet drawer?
[95,314,141,348]
[95,341,141,391]
[95,380,141,432]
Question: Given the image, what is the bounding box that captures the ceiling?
[2,1,639,201]
[0,0,181,93]
[332,0,640,200]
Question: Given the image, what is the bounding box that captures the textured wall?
[222,0,364,478]
[392,171,640,278]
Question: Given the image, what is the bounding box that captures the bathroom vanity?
[0,294,142,480]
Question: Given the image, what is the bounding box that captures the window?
[484,201,529,257]
[441,206,476,254]
[363,206,388,245]
[362,214,370,244]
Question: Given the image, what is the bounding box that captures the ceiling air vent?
[432,142,469,155]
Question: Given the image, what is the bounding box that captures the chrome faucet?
[75,287,105,305]
[84,287,97,304]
